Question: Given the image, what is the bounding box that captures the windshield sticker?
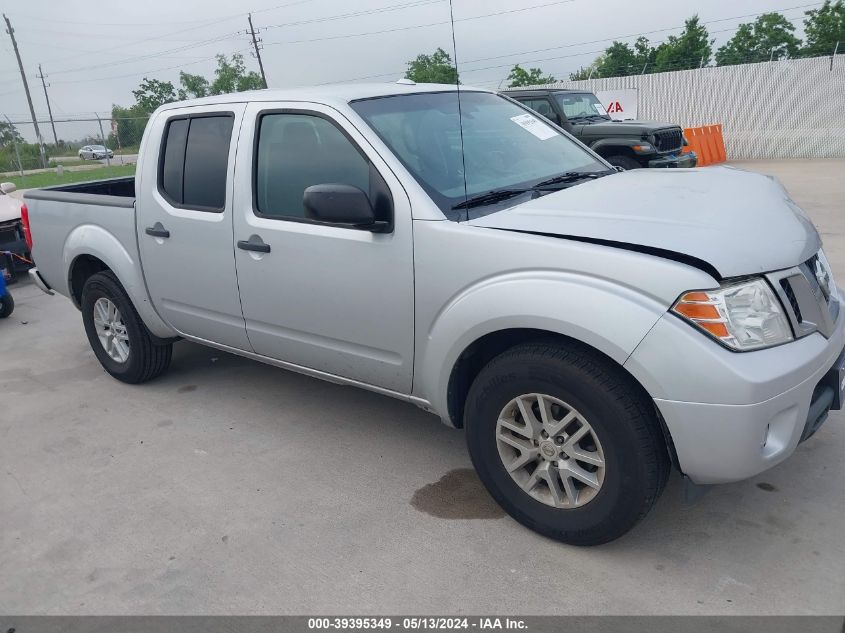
[510,114,557,140]
[593,103,609,116]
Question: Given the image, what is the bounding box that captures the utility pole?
[247,14,268,89]
[832,41,840,72]
[3,14,47,168]
[36,64,58,147]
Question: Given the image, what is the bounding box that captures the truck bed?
[24,176,135,208]
[23,176,139,301]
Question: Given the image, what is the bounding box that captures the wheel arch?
[416,273,668,426]
[63,225,175,339]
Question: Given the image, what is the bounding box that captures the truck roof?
[156,82,489,112]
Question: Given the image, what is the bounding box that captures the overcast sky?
[0,0,819,141]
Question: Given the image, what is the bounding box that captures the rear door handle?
[145,223,170,239]
[237,239,271,253]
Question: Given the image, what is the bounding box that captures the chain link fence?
[0,116,149,188]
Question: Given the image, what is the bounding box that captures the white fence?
[533,56,845,160]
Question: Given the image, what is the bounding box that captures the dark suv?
[502,89,696,170]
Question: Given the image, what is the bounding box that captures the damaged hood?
[467,167,820,279]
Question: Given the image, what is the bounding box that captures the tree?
[802,0,845,57]
[653,15,714,72]
[405,47,459,84]
[132,78,177,112]
[0,121,23,148]
[178,71,210,100]
[110,104,149,149]
[569,59,600,81]
[716,13,801,65]
[208,53,264,95]
[507,64,556,87]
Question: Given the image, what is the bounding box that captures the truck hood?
[467,167,820,279]
[578,119,678,135]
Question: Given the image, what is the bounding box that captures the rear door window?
[158,113,234,212]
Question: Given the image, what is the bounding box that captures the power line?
[48,31,242,76]
[263,0,579,47]
[50,48,253,85]
[261,0,445,30]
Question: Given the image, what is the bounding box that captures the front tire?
[464,341,669,545]
[0,293,13,318]
[81,271,172,383]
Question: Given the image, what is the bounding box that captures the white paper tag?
[593,103,608,116]
[510,114,557,140]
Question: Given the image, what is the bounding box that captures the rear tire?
[0,293,13,318]
[81,271,172,383]
[464,340,669,545]
[606,155,643,170]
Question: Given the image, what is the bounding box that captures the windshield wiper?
[533,170,615,189]
[452,188,531,210]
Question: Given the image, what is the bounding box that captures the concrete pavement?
[1,160,844,615]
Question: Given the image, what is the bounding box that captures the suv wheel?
[464,341,669,545]
[606,155,642,170]
[81,271,172,383]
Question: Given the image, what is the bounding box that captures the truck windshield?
[350,91,607,220]
[554,92,611,121]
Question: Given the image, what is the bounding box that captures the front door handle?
[145,223,170,239]
[237,237,271,253]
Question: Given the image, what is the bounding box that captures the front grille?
[653,128,683,153]
[780,279,802,322]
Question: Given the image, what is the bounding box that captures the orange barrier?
[682,124,727,167]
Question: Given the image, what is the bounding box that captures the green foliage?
[109,104,149,150]
[178,71,210,100]
[507,64,556,87]
[802,0,845,57]
[569,60,599,81]
[0,121,24,148]
[207,54,264,94]
[405,47,459,84]
[716,13,801,65]
[653,15,714,72]
[132,78,177,112]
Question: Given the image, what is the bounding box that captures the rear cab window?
[158,113,235,212]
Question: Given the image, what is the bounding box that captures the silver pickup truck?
[23,82,845,545]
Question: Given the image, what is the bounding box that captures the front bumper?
[625,296,845,484]
[648,152,697,168]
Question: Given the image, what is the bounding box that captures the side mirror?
[303,184,388,232]
[0,182,16,194]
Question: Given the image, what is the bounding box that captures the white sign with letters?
[510,113,557,140]
[595,89,639,121]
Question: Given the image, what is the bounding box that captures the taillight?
[20,202,32,251]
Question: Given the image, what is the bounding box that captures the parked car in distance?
[23,83,843,545]
[78,145,114,160]
[0,181,30,283]
[502,88,696,170]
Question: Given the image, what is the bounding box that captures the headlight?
[672,278,793,351]
[632,142,655,153]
